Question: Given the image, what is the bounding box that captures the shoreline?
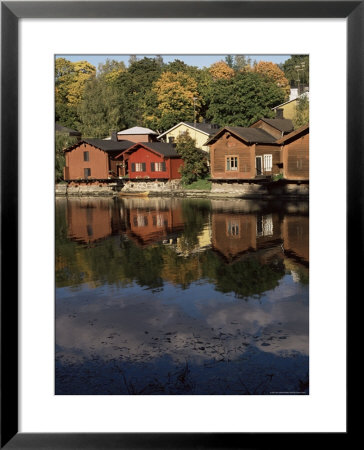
[55,184,309,200]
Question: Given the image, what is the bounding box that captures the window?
[131,162,146,172]
[168,136,175,144]
[226,156,238,171]
[227,220,240,237]
[256,214,273,237]
[263,154,272,171]
[297,159,303,169]
[83,151,89,161]
[151,162,166,172]
[84,168,91,178]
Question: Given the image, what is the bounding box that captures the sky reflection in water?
[56,197,309,395]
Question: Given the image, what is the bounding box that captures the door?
[256,156,262,175]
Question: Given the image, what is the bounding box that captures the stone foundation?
[211,180,309,198]
[55,179,308,199]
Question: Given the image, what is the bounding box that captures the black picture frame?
[1,1,356,448]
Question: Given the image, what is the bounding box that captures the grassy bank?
[183,179,212,191]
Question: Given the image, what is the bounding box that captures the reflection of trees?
[56,199,286,297]
[162,251,202,289]
[118,239,164,288]
[179,199,211,252]
[202,251,285,299]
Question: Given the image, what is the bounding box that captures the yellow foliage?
[104,68,125,84]
[209,61,235,80]
[254,61,290,99]
[153,71,199,115]
[55,58,96,106]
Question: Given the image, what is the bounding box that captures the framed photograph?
[1,1,356,448]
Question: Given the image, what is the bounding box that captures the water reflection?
[56,197,309,394]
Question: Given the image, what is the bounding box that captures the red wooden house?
[116,142,183,180]
[63,138,134,181]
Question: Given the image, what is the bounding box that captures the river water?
[56,196,309,395]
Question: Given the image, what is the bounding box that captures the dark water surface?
[56,197,309,395]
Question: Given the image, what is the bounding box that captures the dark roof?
[227,127,278,143]
[130,142,180,158]
[205,126,277,145]
[256,118,294,133]
[83,139,135,152]
[276,124,309,144]
[183,122,221,135]
[55,123,81,136]
[64,139,135,152]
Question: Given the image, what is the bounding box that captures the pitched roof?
[204,126,277,145]
[253,118,294,133]
[183,122,221,135]
[157,121,220,139]
[64,139,134,152]
[120,142,180,158]
[276,124,309,144]
[117,126,158,135]
[55,123,81,136]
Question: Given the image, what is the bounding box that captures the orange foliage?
[209,61,235,80]
[254,61,290,100]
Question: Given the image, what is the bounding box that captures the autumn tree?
[147,71,200,131]
[55,58,96,128]
[175,134,209,184]
[253,61,290,100]
[206,71,285,127]
[209,61,235,80]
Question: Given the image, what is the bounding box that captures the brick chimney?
[111,131,118,142]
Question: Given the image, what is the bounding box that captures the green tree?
[206,71,285,127]
[175,134,209,184]
[116,57,164,128]
[293,95,309,129]
[78,76,127,138]
[282,55,309,87]
[55,134,78,182]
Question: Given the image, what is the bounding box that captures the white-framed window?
[226,156,238,171]
[131,162,146,172]
[256,214,273,237]
[263,154,273,171]
[227,220,240,237]
[151,162,166,172]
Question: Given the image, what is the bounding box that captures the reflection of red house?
[116,142,183,180]
[63,138,134,181]
[126,204,185,246]
[66,199,114,243]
